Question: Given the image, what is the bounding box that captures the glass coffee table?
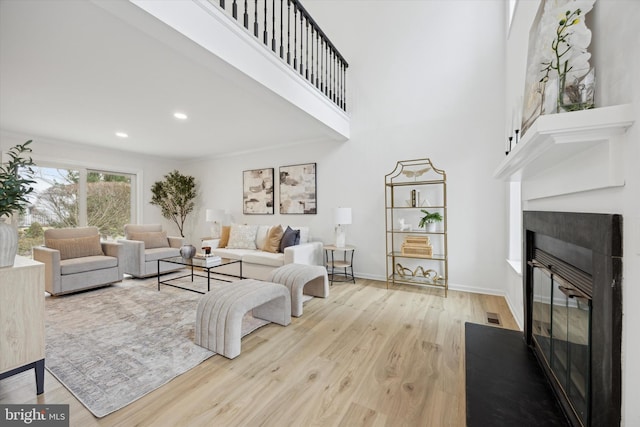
[157,256,242,294]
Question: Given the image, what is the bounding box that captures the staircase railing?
[213,0,348,111]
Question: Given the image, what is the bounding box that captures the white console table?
[0,256,45,394]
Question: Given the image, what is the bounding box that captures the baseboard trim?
[353,272,523,331]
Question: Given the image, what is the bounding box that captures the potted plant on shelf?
[0,140,36,267]
[418,209,443,233]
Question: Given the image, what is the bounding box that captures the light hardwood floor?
[0,278,518,427]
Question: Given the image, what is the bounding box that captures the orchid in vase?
[539,1,595,112]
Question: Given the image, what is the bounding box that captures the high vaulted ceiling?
[0,0,343,160]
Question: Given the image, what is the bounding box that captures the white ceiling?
[0,0,341,160]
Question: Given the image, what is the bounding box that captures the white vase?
[0,218,18,268]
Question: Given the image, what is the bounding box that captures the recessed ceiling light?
[115,132,128,138]
[173,112,188,120]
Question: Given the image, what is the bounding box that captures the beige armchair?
[118,224,184,278]
[33,226,124,296]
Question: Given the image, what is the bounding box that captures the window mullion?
[79,168,88,227]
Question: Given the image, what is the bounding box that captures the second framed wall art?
[279,163,317,214]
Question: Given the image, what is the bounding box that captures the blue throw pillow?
[279,226,300,252]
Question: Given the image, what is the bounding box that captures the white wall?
[506,1,640,425]
[185,0,508,294]
[0,130,183,235]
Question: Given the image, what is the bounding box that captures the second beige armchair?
[118,224,184,278]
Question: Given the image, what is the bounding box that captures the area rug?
[45,279,269,418]
[465,322,567,427]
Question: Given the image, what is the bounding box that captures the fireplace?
[523,211,622,427]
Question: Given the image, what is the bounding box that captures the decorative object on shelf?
[179,244,196,259]
[0,140,36,268]
[385,158,448,295]
[394,263,438,282]
[520,0,595,136]
[401,167,430,181]
[401,235,433,258]
[557,67,595,112]
[395,263,413,278]
[398,218,411,231]
[243,168,274,214]
[150,170,197,238]
[418,210,443,233]
[334,207,352,248]
[279,163,316,214]
[415,266,438,282]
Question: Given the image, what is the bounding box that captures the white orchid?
[540,0,595,105]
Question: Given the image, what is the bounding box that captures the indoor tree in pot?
[150,170,197,257]
[0,140,36,267]
[418,209,443,233]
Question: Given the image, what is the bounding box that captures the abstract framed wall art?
[243,168,274,214]
[279,163,317,214]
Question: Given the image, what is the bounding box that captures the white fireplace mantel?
[493,104,635,200]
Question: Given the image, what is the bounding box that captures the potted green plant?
[0,140,36,267]
[418,209,443,233]
[150,170,197,238]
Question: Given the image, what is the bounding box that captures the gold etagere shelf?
[385,158,448,296]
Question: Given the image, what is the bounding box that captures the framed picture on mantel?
[279,163,317,214]
[243,168,274,214]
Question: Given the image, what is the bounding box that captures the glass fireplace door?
[551,277,592,427]
[530,257,592,427]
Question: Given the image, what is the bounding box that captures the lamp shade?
[334,207,352,225]
[205,209,216,222]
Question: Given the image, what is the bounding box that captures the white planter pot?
[426,222,437,233]
[0,219,18,268]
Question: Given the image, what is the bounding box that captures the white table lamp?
[334,207,352,248]
[205,209,221,238]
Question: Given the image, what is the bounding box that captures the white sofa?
[207,225,323,281]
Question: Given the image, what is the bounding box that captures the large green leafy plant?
[150,170,197,237]
[0,140,36,218]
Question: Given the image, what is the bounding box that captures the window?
[17,165,137,257]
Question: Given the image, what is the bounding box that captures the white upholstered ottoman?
[195,279,291,359]
[268,263,329,317]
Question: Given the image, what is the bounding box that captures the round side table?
[323,244,355,285]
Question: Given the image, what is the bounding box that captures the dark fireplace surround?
[523,211,622,427]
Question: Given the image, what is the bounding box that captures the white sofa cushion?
[243,252,285,267]
[212,248,256,260]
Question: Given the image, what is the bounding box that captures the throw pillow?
[262,225,284,253]
[279,226,300,252]
[46,235,104,260]
[226,224,258,249]
[128,231,169,249]
[219,226,231,248]
[255,225,271,249]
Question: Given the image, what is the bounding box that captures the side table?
[0,256,45,395]
[324,244,355,285]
